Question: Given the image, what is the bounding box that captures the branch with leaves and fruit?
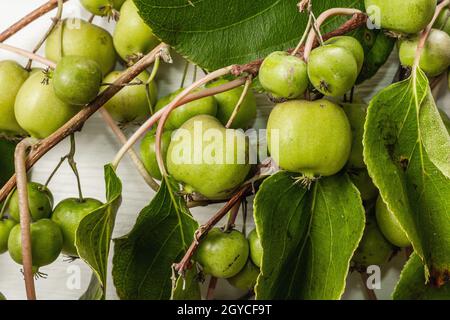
[0,0,449,301]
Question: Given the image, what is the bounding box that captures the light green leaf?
[79,273,103,300]
[254,172,365,299]
[364,68,450,285]
[393,253,450,300]
[135,0,365,70]
[112,176,198,299]
[75,164,122,299]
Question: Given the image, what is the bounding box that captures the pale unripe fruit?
[206,79,257,129]
[365,0,436,34]
[399,29,450,77]
[342,102,367,169]
[167,115,251,200]
[154,88,217,130]
[267,99,352,177]
[14,71,79,139]
[324,36,365,72]
[227,260,260,291]
[352,216,394,268]
[113,0,159,62]
[140,131,172,180]
[307,45,358,97]
[248,228,262,268]
[102,70,157,123]
[46,18,116,75]
[8,182,53,222]
[375,196,411,248]
[433,8,450,36]
[196,228,249,278]
[0,61,28,135]
[259,51,308,99]
[0,219,16,254]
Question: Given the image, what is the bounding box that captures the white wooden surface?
[0,0,448,300]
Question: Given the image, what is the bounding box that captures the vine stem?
[174,184,251,274]
[291,13,313,56]
[14,137,39,300]
[303,8,364,61]
[0,43,56,68]
[26,0,63,70]
[412,0,450,74]
[206,277,218,300]
[0,43,169,203]
[225,76,252,129]
[0,0,68,42]
[360,272,378,300]
[155,66,234,176]
[111,77,246,169]
[99,108,160,192]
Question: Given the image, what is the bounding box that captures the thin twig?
[360,272,378,300]
[206,276,218,300]
[174,184,252,274]
[67,134,83,202]
[224,201,241,232]
[180,60,190,88]
[26,0,63,70]
[145,55,160,114]
[155,66,234,176]
[0,43,56,68]
[111,70,242,170]
[226,76,252,128]
[303,8,363,61]
[14,137,39,300]
[292,13,313,56]
[0,0,68,42]
[0,44,169,203]
[412,0,450,74]
[99,108,160,192]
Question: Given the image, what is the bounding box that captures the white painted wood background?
[0,0,448,300]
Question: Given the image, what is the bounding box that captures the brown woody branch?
[0,0,68,42]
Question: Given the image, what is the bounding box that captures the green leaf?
[112,176,198,300]
[393,253,450,300]
[0,292,6,300]
[254,172,365,299]
[364,68,450,285]
[75,164,123,299]
[0,139,16,186]
[79,273,104,300]
[171,267,201,300]
[135,0,365,70]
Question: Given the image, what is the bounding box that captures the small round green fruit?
[349,169,378,202]
[267,99,352,177]
[399,29,450,77]
[140,130,172,180]
[196,228,249,278]
[259,51,308,99]
[0,219,16,254]
[80,0,126,16]
[53,55,103,105]
[307,45,358,97]
[375,196,411,248]
[227,260,260,291]
[206,79,257,129]
[324,36,365,72]
[51,197,103,256]
[8,182,54,222]
[342,102,367,169]
[0,61,28,135]
[248,228,262,268]
[46,18,116,75]
[364,0,436,34]
[8,219,63,269]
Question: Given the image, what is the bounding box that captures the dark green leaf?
[393,253,450,300]
[112,176,198,299]
[79,273,104,300]
[75,164,123,299]
[254,172,365,299]
[364,69,450,285]
[0,292,6,300]
[135,0,365,70]
[0,139,16,186]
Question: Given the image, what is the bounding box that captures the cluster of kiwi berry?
[0,181,103,273]
[0,0,161,140]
